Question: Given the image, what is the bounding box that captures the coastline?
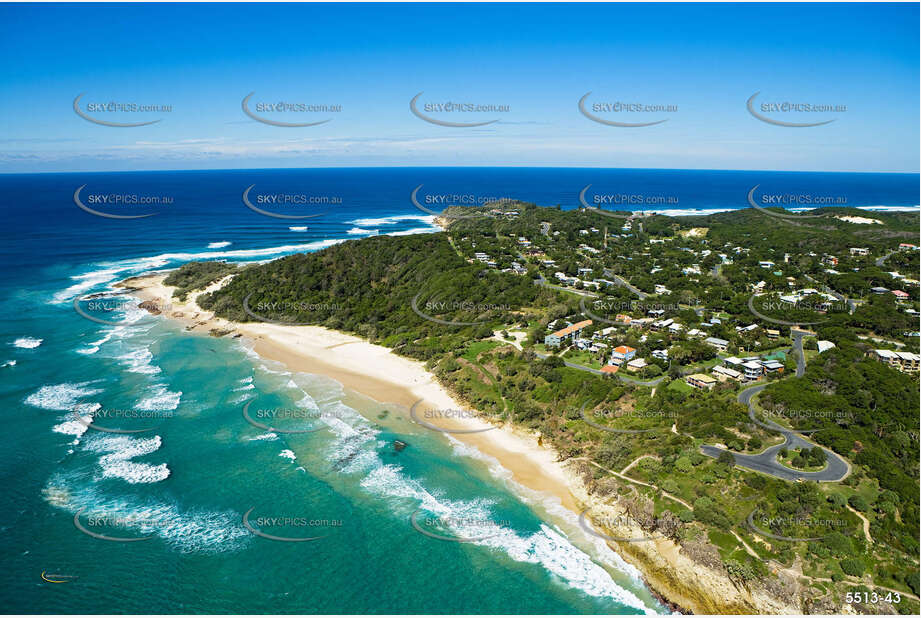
[119,273,579,514]
[117,271,805,615]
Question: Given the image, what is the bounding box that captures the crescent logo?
[72,292,158,327]
[241,292,324,326]
[41,571,77,584]
[73,94,162,127]
[578,92,668,127]
[409,508,502,543]
[241,92,332,127]
[73,508,154,542]
[410,290,484,327]
[746,92,835,128]
[408,399,496,434]
[578,297,631,327]
[73,184,157,220]
[409,184,489,220]
[746,510,828,542]
[242,185,326,220]
[71,405,157,435]
[409,92,499,128]
[747,292,828,327]
[241,399,325,435]
[578,508,660,543]
[242,507,328,542]
[579,402,654,435]
[578,184,631,219]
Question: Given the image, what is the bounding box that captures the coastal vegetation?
[189,201,919,614]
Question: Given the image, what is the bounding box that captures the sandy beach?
[118,273,579,513]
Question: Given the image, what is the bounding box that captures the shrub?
[848,495,869,512]
[840,558,865,577]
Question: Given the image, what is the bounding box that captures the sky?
[0,2,918,173]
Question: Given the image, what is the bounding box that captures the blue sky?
[0,2,918,173]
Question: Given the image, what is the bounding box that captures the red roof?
[613,345,636,355]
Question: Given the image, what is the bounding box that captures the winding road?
[700,335,851,482]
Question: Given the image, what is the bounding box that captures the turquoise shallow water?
[1,311,659,613]
[0,170,682,613]
[3,167,915,613]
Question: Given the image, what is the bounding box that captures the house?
[647,309,666,318]
[892,290,910,301]
[626,358,647,372]
[704,337,729,352]
[849,247,869,256]
[654,284,672,295]
[651,318,674,332]
[736,324,759,334]
[870,350,920,374]
[578,267,593,277]
[668,322,684,334]
[686,328,704,338]
[544,320,592,348]
[898,243,917,251]
[759,261,775,268]
[610,345,637,365]
[761,359,785,373]
[742,361,764,381]
[712,365,742,382]
[823,255,839,266]
[600,364,620,375]
[870,286,889,295]
[686,373,717,390]
[765,328,780,340]
[652,349,669,361]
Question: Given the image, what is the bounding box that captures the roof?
[713,365,742,378]
[551,320,592,338]
[743,361,763,369]
[600,365,620,374]
[613,345,636,354]
[705,337,729,346]
[687,373,716,383]
[874,349,898,359]
[627,358,647,367]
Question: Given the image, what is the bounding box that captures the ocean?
[0,168,917,614]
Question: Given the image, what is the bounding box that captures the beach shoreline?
[118,273,580,515]
[116,270,812,614]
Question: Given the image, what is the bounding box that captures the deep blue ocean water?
[0,168,916,613]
